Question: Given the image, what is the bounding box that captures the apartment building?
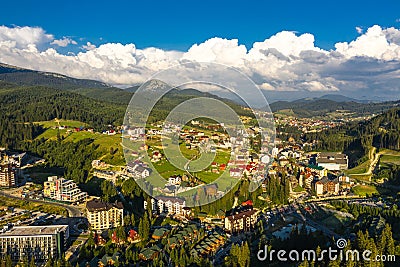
[43,176,87,203]
[0,225,69,261]
[0,164,16,188]
[86,199,124,231]
[224,207,257,233]
[150,196,186,215]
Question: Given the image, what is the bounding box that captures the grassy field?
[346,160,369,175]
[0,196,68,216]
[351,185,378,197]
[380,154,400,165]
[34,120,125,166]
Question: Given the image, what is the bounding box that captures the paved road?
[0,191,83,217]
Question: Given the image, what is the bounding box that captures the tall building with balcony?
[43,176,87,203]
[0,164,16,188]
[0,225,69,261]
[224,206,257,233]
[150,196,186,215]
[86,199,124,231]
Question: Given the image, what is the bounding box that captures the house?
[204,184,218,197]
[139,246,162,261]
[230,168,242,178]
[338,175,350,183]
[307,164,327,177]
[168,175,182,185]
[151,151,162,162]
[127,229,139,243]
[152,228,169,240]
[127,161,150,178]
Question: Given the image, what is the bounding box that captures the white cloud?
[82,41,96,51]
[0,26,53,48]
[0,25,399,99]
[356,26,363,34]
[51,37,77,47]
[335,25,400,60]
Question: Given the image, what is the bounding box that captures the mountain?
[269,97,400,118]
[0,63,134,104]
[318,94,364,103]
[0,63,252,126]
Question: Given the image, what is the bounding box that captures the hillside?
[0,63,134,104]
[304,107,400,167]
[270,97,400,118]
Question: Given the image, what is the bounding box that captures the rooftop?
[0,225,68,236]
[86,199,123,212]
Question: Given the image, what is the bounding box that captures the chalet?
[127,229,139,243]
[152,228,169,240]
[168,175,182,185]
[230,168,241,178]
[139,245,162,261]
[127,161,150,178]
[98,252,121,267]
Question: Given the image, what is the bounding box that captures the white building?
[317,152,348,171]
[168,175,181,185]
[86,199,124,231]
[151,196,186,215]
[43,176,87,203]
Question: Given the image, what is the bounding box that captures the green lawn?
[380,155,400,165]
[345,160,369,175]
[34,120,126,166]
[34,119,87,128]
[351,185,378,197]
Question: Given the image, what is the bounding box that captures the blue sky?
[2,0,400,51]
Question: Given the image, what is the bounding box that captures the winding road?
[0,190,83,217]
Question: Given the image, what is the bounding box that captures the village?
[0,114,380,266]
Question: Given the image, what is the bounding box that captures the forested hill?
[270,98,400,118]
[0,83,126,148]
[0,80,253,150]
[0,63,134,104]
[304,107,400,166]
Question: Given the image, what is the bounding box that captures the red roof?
[242,200,253,206]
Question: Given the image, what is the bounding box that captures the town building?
[314,177,340,196]
[0,225,69,261]
[224,206,257,233]
[127,161,150,178]
[0,164,16,188]
[86,199,124,231]
[317,152,348,171]
[168,175,181,185]
[43,176,87,203]
[150,196,186,215]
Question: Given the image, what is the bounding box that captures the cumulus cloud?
[0,25,400,100]
[0,26,53,48]
[82,41,96,51]
[51,37,77,47]
[356,26,363,34]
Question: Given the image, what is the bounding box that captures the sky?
[0,0,400,100]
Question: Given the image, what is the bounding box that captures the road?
[0,190,83,217]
